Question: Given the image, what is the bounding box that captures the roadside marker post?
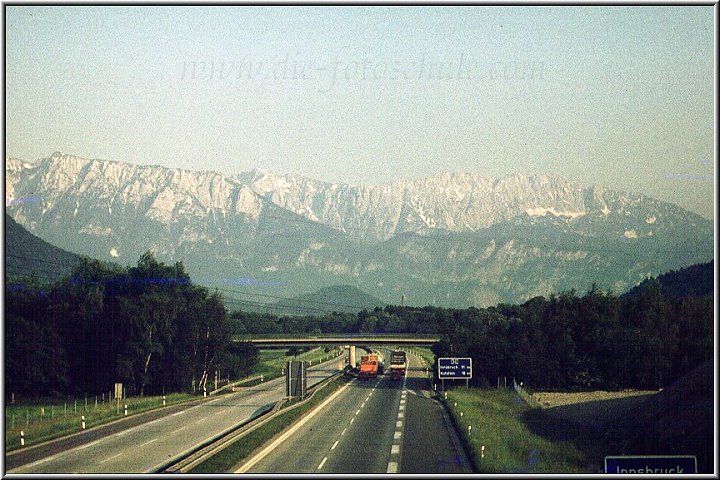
[124,404,127,416]
[162,395,166,406]
[20,431,24,446]
[81,415,86,429]
[481,444,485,459]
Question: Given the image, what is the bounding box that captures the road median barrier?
[209,375,264,396]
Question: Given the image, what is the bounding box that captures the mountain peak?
[4,152,713,308]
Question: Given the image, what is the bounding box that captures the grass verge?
[412,347,436,369]
[445,388,587,473]
[189,375,351,473]
[5,392,196,451]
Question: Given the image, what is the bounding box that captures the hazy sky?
[4,6,715,219]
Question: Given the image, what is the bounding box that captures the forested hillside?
[623,260,714,298]
[5,213,81,283]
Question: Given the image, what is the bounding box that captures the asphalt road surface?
[6,354,344,474]
[242,349,471,474]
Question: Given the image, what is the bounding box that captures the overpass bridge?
[234,333,440,348]
[234,334,441,366]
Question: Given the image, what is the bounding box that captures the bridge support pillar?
[349,345,356,368]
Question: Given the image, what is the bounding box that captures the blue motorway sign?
[438,357,472,379]
[604,456,697,474]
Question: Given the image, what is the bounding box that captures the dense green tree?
[5,275,65,398]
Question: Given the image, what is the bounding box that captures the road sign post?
[438,358,472,387]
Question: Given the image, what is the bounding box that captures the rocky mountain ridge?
[5,152,713,308]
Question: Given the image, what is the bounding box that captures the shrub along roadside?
[444,388,587,474]
[189,375,351,473]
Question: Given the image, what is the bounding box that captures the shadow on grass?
[518,367,714,475]
[519,394,656,472]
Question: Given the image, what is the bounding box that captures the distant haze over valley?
[5,152,714,308]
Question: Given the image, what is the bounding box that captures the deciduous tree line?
[7,255,712,398]
[429,283,713,390]
[5,252,258,399]
[230,282,712,390]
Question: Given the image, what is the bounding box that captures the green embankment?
[254,347,344,382]
[190,375,351,473]
[445,388,587,473]
[411,347,436,370]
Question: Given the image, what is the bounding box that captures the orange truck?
[358,353,380,380]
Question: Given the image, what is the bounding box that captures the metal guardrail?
[156,371,345,473]
[208,375,263,396]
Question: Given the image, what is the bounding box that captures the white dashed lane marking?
[391,444,400,454]
[139,438,157,447]
[318,457,327,470]
[331,440,339,450]
[100,453,123,464]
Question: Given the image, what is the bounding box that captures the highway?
[7,354,344,474]
[241,349,471,474]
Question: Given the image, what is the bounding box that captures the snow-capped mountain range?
[5,152,714,308]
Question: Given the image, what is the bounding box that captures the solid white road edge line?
[234,378,355,473]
